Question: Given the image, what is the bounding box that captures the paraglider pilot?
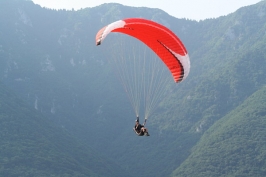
[133,116,150,136]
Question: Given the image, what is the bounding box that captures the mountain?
[0,82,129,177]
[0,0,266,176]
[171,86,266,176]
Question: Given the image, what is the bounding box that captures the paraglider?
[96,18,190,136]
[133,116,150,136]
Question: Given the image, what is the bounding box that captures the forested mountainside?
[172,86,266,177]
[0,0,266,176]
[0,82,129,177]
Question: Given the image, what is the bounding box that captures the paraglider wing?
[95,18,190,83]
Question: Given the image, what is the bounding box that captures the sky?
[31,0,262,21]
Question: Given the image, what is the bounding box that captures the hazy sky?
[31,0,261,21]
